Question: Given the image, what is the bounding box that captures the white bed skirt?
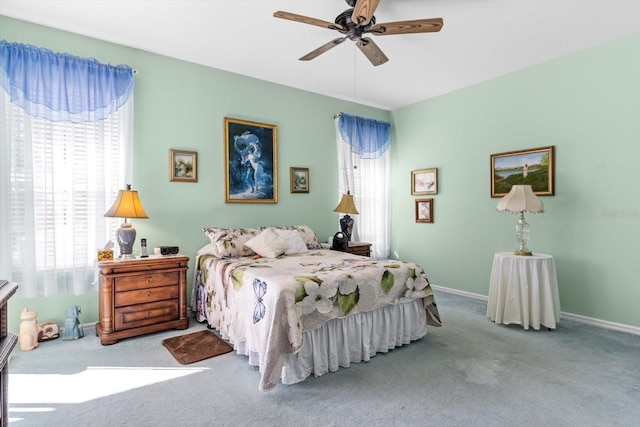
[235,299,428,386]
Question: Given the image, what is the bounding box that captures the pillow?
[196,243,216,256]
[244,228,287,258]
[273,229,308,255]
[269,225,322,250]
[203,227,261,257]
[203,227,227,243]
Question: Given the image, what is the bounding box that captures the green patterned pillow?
[203,227,261,257]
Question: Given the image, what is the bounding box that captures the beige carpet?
[162,330,232,364]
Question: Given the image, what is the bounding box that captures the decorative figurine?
[19,307,39,351]
[62,305,84,340]
[38,322,60,342]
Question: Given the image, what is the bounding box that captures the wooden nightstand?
[96,256,189,345]
[348,242,372,257]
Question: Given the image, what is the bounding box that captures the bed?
[191,225,441,390]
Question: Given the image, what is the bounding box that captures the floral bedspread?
[192,249,441,391]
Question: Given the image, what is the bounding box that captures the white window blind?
[0,89,132,297]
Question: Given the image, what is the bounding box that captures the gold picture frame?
[415,198,434,223]
[490,146,554,197]
[411,168,438,195]
[290,167,309,193]
[224,117,277,203]
[169,149,197,182]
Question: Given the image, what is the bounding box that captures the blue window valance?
[337,113,391,159]
[0,40,134,122]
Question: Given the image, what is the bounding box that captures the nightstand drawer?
[102,258,186,274]
[115,271,179,292]
[114,300,179,330]
[348,242,372,257]
[115,284,179,307]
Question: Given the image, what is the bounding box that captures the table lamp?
[104,184,148,258]
[496,185,544,256]
[333,191,359,241]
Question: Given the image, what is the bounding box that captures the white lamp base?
[116,221,137,258]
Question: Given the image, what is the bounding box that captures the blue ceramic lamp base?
[339,214,354,242]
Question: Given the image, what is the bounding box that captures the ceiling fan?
[273,0,443,66]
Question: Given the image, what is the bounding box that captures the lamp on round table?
[497,185,544,256]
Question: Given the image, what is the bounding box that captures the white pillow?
[273,229,309,255]
[196,243,216,256]
[244,228,287,258]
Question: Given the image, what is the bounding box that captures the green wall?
[3,16,639,333]
[390,33,640,329]
[0,16,389,333]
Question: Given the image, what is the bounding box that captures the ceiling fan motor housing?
[335,9,375,40]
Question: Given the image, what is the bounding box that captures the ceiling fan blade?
[274,11,345,31]
[300,37,348,61]
[356,37,388,66]
[370,18,443,35]
[351,0,380,26]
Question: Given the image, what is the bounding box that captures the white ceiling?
[2,0,640,110]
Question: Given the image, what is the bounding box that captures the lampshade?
[497,185,544,214]
[104,185,149,219]
[104,185,148,258]
[333,193,359,215]
[497,185,543,256]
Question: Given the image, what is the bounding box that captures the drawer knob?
[146,291,152,297]
[146,277,153,283]
[146,311,151,318]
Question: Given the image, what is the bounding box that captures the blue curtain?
[0,40,134,122]
[337,113,391,159]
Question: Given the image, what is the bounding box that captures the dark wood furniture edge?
[0,280,18,427]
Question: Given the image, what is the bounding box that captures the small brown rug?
[162,330,233,365]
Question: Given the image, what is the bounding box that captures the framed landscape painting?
[169,149,197,182]
[290,167,309,193]
[224,117,277,203]
[490,146,555,197]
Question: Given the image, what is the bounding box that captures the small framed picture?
[290,167,309,193]
[415,198,433,223]
[411,168,437,195]
[170,149,198,182]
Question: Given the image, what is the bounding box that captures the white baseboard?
[431,284,640,336]
[559,312,640,336]
[431,285,488,301]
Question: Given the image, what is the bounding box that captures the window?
[0,41,134,297]
[335,114,391,258]
[0,90,131,297]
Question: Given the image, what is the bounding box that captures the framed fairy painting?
[224,117,277,203]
